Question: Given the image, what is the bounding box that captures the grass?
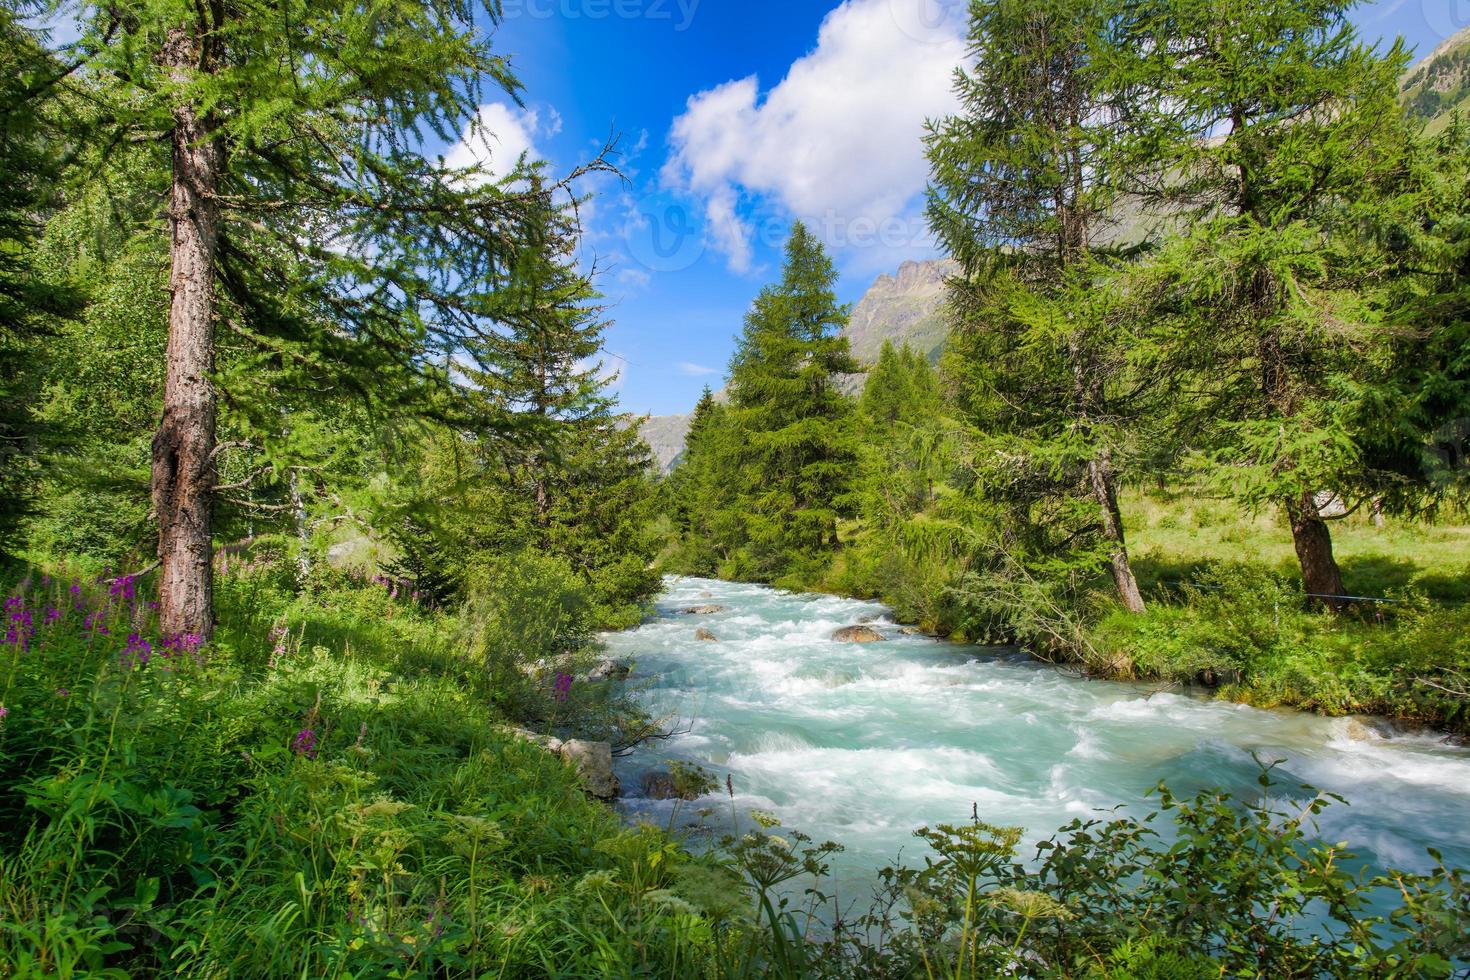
[0,563,741,977]
[1124,492,1470,605]
[1091,494,1470,732]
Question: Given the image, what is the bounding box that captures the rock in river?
[680,604,727,615]
[584,658,632,682]
[832,625,885,643]
[694,627,718,642]
[640,770,703,801]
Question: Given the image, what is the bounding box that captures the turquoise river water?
[605,576,1470,890]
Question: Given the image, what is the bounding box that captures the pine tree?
[53,0,603,636]
[448,184,660,616]
[725,223,858,581]
[926,0,1151,613]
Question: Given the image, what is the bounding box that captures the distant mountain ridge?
[640,258,956,471]
[1402,25,1470,134]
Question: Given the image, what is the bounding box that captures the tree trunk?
[289,468,311,587]
[1087,451,1146,614]
[1288,492,1347,612]
[152,24,222,639]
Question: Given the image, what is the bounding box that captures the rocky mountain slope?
[1403,26,1470,134]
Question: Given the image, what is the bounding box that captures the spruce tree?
[51,0,597,636]
[0,12,78,560]
[725,223,858,581]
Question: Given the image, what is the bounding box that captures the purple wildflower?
[109,575,136,604]
[55,688,69,698]
[0,704,8,723]
[4,598,33,652]
[44,606,61,624]
[553,671,573,702]
[292,727,318,759]
[122,632,152,668]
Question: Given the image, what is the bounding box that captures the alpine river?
[605,576,1470,889]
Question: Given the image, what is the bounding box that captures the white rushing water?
[606,577,1470,887]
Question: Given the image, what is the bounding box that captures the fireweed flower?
[292,727,318,759]
[553,672,573,702]
[122,633,153,668]
[82,612,110,638]
[109,575,136,604]
[0,704,8,723]
[44,606,61,624]
[4,598,33,652]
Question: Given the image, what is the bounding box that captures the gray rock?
[584,658,633,682]
[680,604,728,616]
[832,625,886,643]
[694,627,718,642]
[507,727,563,755]
[640,770,702,801]
[560,740,620,800]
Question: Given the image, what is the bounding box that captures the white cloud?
[617,267,653,290]
[678,362,718,376]
[443,103,543,184]
[662,0,967,271]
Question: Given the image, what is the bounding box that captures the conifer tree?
[926,0,1151,613]
[0,11,78,560]
[52,0,601,635]
[1123,0,1414,607]
[666,387,743,575]
[725,223,858,580]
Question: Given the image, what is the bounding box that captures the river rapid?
[604,577,1470,890]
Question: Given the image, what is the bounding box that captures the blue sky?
[454,0,1467,416]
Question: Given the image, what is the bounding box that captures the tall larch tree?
[1123,0,1414,607]
[54,0,602,636]
[926,0,1151,613]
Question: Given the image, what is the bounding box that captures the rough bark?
[1088,451,1146,614]
[1288,492,1348,612]
[152,23,222,639]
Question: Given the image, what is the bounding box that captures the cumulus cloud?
[662,0,967,271]
[443,102,544,184]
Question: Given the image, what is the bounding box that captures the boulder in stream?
[640,770,704,801]
[680,604,728,616]
[694,627,718,642]
[584,658,633,682]
[560,740,620,800]
[832,625,885,643]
